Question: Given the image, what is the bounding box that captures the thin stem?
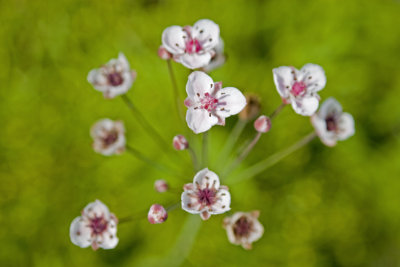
[228,132,317,184]
[217,119,247,163]
[167,60,184,122]
[166,202,180,212]
[222,132,262,177]
[121,95,169,151]
[269,102,287,120]
[202,132,208,168]
[188,147,199,171]
[126,145,185,179]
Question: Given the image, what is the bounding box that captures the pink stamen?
[291,81,307,96]
[185,39,202,54]
[200,92,219,112]
[197,188,216,206]
[89,216,108,235]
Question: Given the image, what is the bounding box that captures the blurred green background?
[1,0,400,266]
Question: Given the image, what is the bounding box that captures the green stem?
[126,145,185,179]
[222,132,262,177]
[269,102,287,120]
[188,147,199,171]
[217,119,247,163]
[121,95,169,151]
[228,132,317,184]
[202,132,208,168]
[167,60,184,122]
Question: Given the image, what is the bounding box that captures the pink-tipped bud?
[154,179,169,193]
[148,204,168,224]
[173,135,189,150]
[254,115,271,133]
[158,46,172,60]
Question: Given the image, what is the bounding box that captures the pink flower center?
[233,216,253,237]
[108,72,124,86]
[326,115,338,132]
[291,81,307,96]
[102,131,118,146]
[197,188,216,206]
[185,39,202,54]
[89,216,108,235]
[200,92,219,112]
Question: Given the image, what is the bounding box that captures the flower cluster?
[70,18,356,253]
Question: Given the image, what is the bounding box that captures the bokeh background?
[1,0,400,266]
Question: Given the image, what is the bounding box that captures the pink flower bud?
[154,179,169,193]
[173,135,189,150]
[148,204,168,224]
[254,115,271,133]
[158,46,172,60]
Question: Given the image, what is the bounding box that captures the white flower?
[87,52,136,99]
[161,19,220,69]
[272,63,326,116]
[311,97,355,147]
[181,168,231,220]
[223,210,264,250]
[90,119,126,156]
[70,200,119,250]
[201,38,226,72]
[184,71,246,134]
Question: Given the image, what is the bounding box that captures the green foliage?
[1,0,399,266]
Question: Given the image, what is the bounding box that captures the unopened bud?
[239,94,261,121]
[148,204,168,224]
[154,179,169,193]
[158,46,172,60]
[254,115,271,133]
[173,135,189,150]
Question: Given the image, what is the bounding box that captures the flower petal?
[311,115,337,147]
[117,52,130,70]
[186,71,214,99]
[193,168,220,190]
[318,97,342,120]
[210,189,231,214]
[272,66,295,99]
[180,53,212,69]
[181,191,201,214]
[299,63,326,92]
[87,69,108,92]
[83,200,111,220]
[337,112,355,140]
[247,219,264,244]
[99,232,119,249]
[69,217,92,248]
[215,87,247,117]
[186,108,218,134]
[291,95,319,116]
[161,25,187,54]
[191,19,220,51]
[202,38,225,72]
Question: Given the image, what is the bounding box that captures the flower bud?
[154,179,169,193]
[158,46,172,60]
[173,135,189,150]
[148,204,168,224]
[254,115,271,133]
[239,94,261,121]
